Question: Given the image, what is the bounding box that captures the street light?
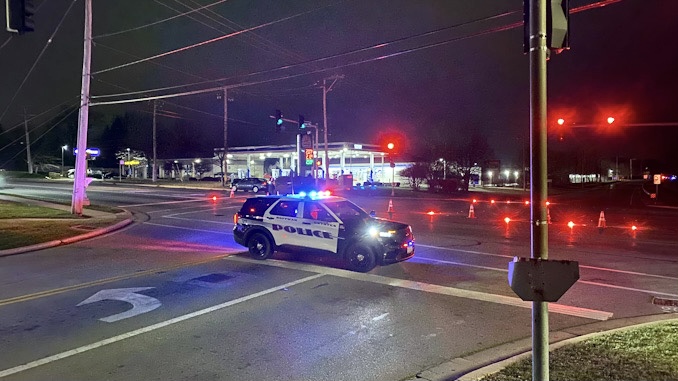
[439,158,446,179]
[487,171,493,186]
[61,145,68,176]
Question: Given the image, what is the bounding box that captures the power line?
[0,0,78,124]
[92,0,231,39]
[90,0,621,105]
[92,1,343,75]
[91,9,520,101]
[0,96,80,137]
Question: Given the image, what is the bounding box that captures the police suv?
[233,192,415,272]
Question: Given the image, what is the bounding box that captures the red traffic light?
[387,142,394,150]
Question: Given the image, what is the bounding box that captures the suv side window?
[269,200,299,217]
[240,197,277,218]
[303,202,336,222]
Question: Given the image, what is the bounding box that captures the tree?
[194,161,212,178]
[400,162,430,190]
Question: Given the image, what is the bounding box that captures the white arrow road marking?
[77,287,161,323]
[0,274,323,378]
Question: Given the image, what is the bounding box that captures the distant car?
[274,176,319,195]
[232,178,268,193]
[232,193,415,272]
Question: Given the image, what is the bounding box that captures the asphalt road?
[0,180,676,380]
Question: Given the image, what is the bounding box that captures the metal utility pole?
[528,0,549,379]
[227,86,232,186]
[23,109,33,174]
[322,75,343,180]
[71,0,92,215]
[152,100,157,182]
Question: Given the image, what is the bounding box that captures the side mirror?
[369,210,376,218]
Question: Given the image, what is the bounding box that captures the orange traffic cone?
[468,204,476,219]
[547,208,552,224]
[598,211,606,228]
[230,186,235,198]
[387,199,394,218]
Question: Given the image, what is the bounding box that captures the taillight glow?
[504,217,511,224]
[568,221,575,229]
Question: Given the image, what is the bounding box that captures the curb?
[408,314,678,381]
[0,217,133,257]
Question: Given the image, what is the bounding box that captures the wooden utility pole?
[152,100,157,182]
[71,0,92,215]
[23,108,33,174]
[322,75,343,180]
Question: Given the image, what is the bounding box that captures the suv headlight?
[368,227,395,238]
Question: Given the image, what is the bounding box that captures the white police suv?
[233,192,414,272]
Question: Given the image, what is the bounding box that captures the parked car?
[232,178,268,193]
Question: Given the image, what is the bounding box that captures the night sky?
[2,0,677,171]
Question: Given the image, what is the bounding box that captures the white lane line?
[417,243,678,281]
[120,199,204,208]
[226,256,613,321]
[578,280,678,298]
[416,257,678,299]
[162,216,233,226]
[0,274,324,378]
[143,222,231,235]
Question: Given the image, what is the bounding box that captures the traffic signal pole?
[528,0,550,379]
[71,0,92,215]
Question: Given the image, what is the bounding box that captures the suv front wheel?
[247,232,274,260]
[252,186,260,193]
[345,242,376,272]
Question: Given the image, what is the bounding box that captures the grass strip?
[480,322,678,381]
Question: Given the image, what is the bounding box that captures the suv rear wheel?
[247,232,274,260]
[345,242,376,272]
[252,185,260,193]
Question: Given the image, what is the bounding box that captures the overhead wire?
[91,9,520,100]
[92,1,343,75]
[92,0,231,39]
[0,106,78,168]
[89,0,620,105]
[0,0,78,124]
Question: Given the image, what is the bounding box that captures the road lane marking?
[0,254,239,307]
[417,243,678,281]
[120,199,205,208]
[225,256,613,321]
[161,216,234,225]
[0,274,324,378]
[578,280,678,298]
[143,222,232,235]
[415,256,678,299]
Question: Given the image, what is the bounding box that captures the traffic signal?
[275,109,283,133]
[387,142,394,151]
[6,0,35,34]
[299,115,306,129]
